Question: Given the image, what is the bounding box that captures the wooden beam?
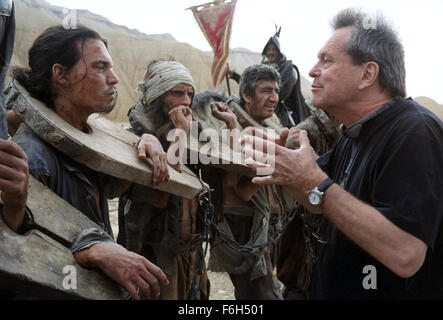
[0,222,125,299]
[5,80,203,199]
[0,176,126,299]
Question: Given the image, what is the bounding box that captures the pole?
[225,64,232,96]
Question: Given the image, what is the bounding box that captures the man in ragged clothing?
[208,64,293,299]
[117,60,210,300]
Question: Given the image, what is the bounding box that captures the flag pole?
[225,64,232,96]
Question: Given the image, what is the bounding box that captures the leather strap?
[318,177,334,193]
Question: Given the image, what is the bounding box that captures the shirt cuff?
[70,227,120,254]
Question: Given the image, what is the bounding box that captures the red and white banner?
[189,0,237,87]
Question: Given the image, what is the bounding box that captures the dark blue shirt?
[311,98,443,299]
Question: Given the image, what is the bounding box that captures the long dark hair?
[13,25,108,109]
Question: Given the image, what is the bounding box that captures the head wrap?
[136,61,195,106]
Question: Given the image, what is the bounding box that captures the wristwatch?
[307,178,334,207]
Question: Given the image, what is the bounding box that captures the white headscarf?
[136,61,195,106]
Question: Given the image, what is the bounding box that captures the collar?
[340,99,396,140]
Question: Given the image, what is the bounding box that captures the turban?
[136,61,195,106]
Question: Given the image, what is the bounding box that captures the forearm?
[70,228,117,268]
[322,184,427,278]
[73,245,95,268]
[73,242,109,269]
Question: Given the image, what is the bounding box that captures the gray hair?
[239,64,280,106]
[332,8,406,98]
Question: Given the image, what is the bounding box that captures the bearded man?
[209,64,292,300]
[117,60,209,300]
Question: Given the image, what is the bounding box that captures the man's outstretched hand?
[74,242,169,300]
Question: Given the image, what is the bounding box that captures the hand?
[74,242,169,300]
[136,134,169,185]
[286,127,302,150]
[240,128,326,196]
[169,105,192,134]
[211,102,237,130]
[0,139,29,232]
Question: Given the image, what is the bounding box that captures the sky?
[47,0,443,104]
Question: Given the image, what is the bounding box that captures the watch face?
[308,191,322,206]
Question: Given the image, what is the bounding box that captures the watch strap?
[317,177,334,193]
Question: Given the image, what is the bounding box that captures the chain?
[188,184,324,299]
[298,207,328,263]
[210,202,302,256]
[188,187,302,299]
[187,188,213,300]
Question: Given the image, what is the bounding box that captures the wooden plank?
[0,218,125,299]
[87,114,138,146]
[186,136,256,177]
[126,96,257,177]
[188,97,283,177]
[26,176,108,245]
[0,177,126,299]
[5,80,203,199]
[93,107,252,175]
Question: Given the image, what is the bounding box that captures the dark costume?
[311,98,443,299]
[229,29,310,128]
[0,0,15,139]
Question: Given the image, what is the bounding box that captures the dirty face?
[162,83,194,114]
[64,38,119,116]
[243,80,279,124]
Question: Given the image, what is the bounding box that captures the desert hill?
[414,97,443,120]
[11,0,442,123]
[13,0,226,122]
[11,0,315,123]
[10,0,264,122]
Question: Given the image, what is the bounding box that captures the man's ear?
[52,64,68,85]
[359,61,379,90]
[241,91,252,105]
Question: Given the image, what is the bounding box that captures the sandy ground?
[108,199,235,300]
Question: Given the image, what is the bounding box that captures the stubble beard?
[98,91,118,114]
